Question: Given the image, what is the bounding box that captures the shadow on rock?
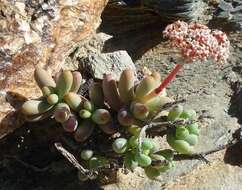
[99,5,168,61]
[227,81,242,124]
[224,128,242,166]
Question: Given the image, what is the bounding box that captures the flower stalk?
[155,64,183,94]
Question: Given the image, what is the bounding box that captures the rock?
[211,0,242,31]
[165,161,242,190]
[223,71,239,85]
[63,32,113,71]
[104,161,238,190]
[141,0,209,23]
[0,0,108,138]
[79,51,136,80]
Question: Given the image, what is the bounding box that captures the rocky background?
[0,0,242,190]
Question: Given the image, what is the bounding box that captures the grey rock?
[141,0,208,23]
[223,71,238,85]
[213,0,242,30]
[80,51,136,80]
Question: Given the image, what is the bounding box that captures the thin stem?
[155,64,183,94]
[54,142,97,179]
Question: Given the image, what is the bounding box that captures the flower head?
[163,21,230,63]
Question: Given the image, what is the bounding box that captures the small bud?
[70,71,82,93]
[118,108,134,127]
[79,109,92,119]
[83,100,94,112]
[141,139,154,150]
[112,138,127,154]
[175,126,189,140]
[54,103,71,123]
[167,105,183,121]
[64,92,82,111]
[167,133,194,154]
[180,109,197,120]
[186,123,199,135]
[74,120,94,142]
[81,150,94,160]
[47,94,59,105]
[135,153,152,167]
[62,114,78,132]
[131,102,149,120]
[92,109,111,125]
[128,125,141,136]
[128,136,139,149]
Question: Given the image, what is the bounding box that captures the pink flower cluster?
[163,20,230,63]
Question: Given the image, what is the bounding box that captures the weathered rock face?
[79,50,136,80]
[0,0,108,138]
[211,0,242,31]
[141,0,209,23]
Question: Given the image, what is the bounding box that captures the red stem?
[155,64,183,94]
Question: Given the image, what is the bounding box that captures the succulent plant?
[62,114,78,132]
[118,69,135,104]
[92,109,111,125]
[21,99,54,116]
[21,68,83,124]
[63,92,82,111]
[89,82,105,107]
[34,66,56,88]
[89,156,107,170]
[54,103,71,123]
[11,19,229,182]
[167,105,183,121]
[70,71,82,93]
[81,149,94,161]
[74,120,95,142]
[118,108,134,127]
[112,138,128,154]
[124,152,138,171]
[56,70,73,99]
[102,74,123,111]
[18,66,200,180]
[166,107,199,154]
[98,122,117,135]
[135,153,152,167]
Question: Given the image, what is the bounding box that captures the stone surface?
[0,0,108,137]
[79,50,136,80]
[165,161,242,190]
[104,160,242,190]
[141,0,209,23]
[211,0,242,31]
